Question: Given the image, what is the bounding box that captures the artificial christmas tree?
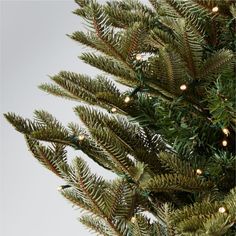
[4,0,236,235]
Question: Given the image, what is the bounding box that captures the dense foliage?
[5,0,236,235]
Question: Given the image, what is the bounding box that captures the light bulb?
[136,54,143,61]
[180,84,187,91]
[212,6,219,12]
[131,216,136,223]
[58,185,70,190]
[196,169,202,175]
[222,128,230,136]
[222,140,228,147]
[111,107,117,113]
[218,207,226,213]
[124,96,131,103]
[78,134,85,141]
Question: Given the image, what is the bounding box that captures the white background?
[0,0,118,235]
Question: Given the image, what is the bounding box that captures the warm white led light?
[136,54,143,61]
[218,207,226,213]
[124,96,131,103]
[180,84,187,91]
[222,128,230,136]
[196,169,202,175]
[212,6,219,12]
[78,134,85,141]
[111,107,117,113]
[222,140,228,147]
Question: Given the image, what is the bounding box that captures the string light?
[111,107,117,113]
[196,169,203,175]
[218,207,226,213]
[136,54,143,61]
[222,128,230,136]
[124,96,131,103]
[212,6,219,12]
[131,216,136,223]
[78,134,85,141]
[180,84,187,91]
[222,140,228,147]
